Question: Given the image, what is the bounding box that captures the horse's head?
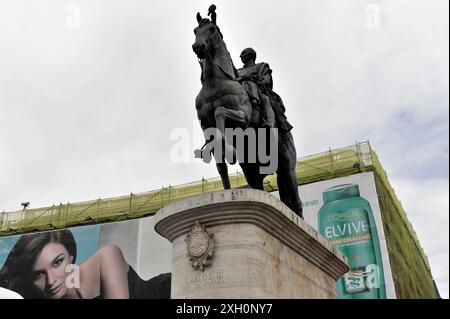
[192,13,221,59]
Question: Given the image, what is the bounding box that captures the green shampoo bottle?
[318,184,386,299]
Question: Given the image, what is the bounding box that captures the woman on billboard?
[0,229,171,299]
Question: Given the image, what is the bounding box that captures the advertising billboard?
[0,216,172,299]
[274,171,396,299]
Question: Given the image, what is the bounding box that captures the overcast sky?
[0,0,448,298]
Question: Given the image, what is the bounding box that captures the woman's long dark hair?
[0,229,76,298]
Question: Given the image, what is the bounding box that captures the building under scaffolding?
[0,142,440,298]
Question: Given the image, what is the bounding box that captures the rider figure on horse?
[237,48,293,132]
[193,5,304,218]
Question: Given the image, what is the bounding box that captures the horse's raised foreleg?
[214,106,248,133]
[214,106,248,162]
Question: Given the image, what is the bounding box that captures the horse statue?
[192,9,303,218]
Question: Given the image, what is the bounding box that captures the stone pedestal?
[154,189,349,299]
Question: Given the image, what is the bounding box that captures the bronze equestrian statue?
[192,6,303,218]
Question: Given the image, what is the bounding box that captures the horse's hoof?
[194,149,202,159]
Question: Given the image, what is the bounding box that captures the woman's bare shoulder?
[78,245,124,298]
[97,244,123,256]
[81,245,124,269]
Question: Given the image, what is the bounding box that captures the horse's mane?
[198,19,211,27]
[198,18,223,39]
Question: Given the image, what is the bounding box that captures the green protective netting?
[371,152,440,299]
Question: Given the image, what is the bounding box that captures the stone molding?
[155,189,349,280]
